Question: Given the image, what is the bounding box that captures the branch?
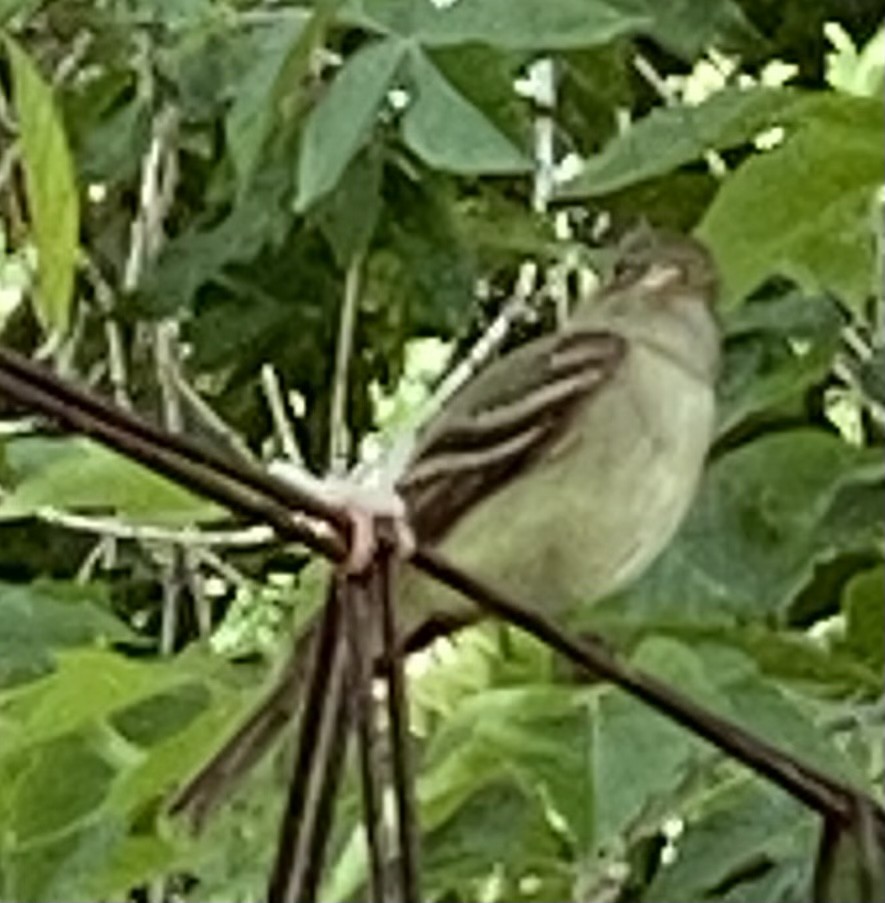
[262,363,304,465]
[35,507,274,548]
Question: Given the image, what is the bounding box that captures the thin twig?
[82,255,132,409]
[0,346,351,540]
[0,83,16,132]
[36,507,274,548]
[190,546,251,590]
[832,358,885,428]
[329,252,364,475]
[262,363,303,465]
[171,363,259,465]
[0,142,18,193]
[356,264,541,484]
[529,57,556,214]
[159,548,184,654]
[75,536,115,584]
[52,30,92,86]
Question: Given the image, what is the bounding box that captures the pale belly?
[398,342,716,626]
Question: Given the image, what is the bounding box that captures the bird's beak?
[637,262,683,294]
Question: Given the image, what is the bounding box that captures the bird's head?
[607,228,718,305]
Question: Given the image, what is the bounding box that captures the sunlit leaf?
[0,437,223,525]
[699,98,884,308]
[3,35,80,336]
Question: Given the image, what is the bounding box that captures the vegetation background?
[0,0,882,900]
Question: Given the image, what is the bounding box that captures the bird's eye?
[611,257,647,286]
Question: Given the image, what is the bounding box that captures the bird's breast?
[397,339,716,627]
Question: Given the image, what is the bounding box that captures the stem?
[329,252,364,474]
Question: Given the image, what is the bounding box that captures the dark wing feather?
[397,328,626,543]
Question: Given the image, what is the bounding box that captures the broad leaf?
[622,0,760,60]
[588,430,884,625]
[699,96,884,309]
[402,47,530,174]
[559,87,805,199]
[841,567,885,670]
[295,37,406,212]
[0,580,133,689]
[341,0,651,50]
[225,11,310,188]
[717,291,845,434]
[646,779,816,902]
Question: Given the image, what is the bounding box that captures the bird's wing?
[397,328,627,544]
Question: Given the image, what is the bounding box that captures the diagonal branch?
[0,343,882,845]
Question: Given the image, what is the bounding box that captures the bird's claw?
[338,491,415,576]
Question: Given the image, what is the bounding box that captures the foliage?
[0,1,883,901]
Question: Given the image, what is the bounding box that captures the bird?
[170,229,720,827]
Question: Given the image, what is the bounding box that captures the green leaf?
[137,149,296,314]
[0,436,223,525]
[623,0,760,60]
[646,779,816,902]
[295,37,406,212]
[0,649,202,752]
[402,47,531,175]
[0,734,124,901]
[341,0,651,50]
[0,0,38,27]
[109,682,212,747]
[418,781,564,902]
[559,86,804,199]
[2,732,116,843]
[315,144,383,265]
[723,669,865,785]
[717,291,845,435]
[591,637,863,864]
[3,35,80,336]
[419,685,590,830]
[86,835,179,903]
[698,96,884,309]
[325,684,590,902]
[589,430,883,625]
[373,170,477,337]
[225,12,310,188]
[842,567,885,670]
[0,579,133,690]
[77,96,151,185]
[591,638,714,849]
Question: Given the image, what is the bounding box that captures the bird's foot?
[335,483,415,575]
[269,462,415,572]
